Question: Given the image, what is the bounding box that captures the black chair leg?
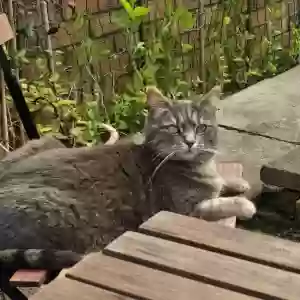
[0,284,28,300]
[0,269,28,300]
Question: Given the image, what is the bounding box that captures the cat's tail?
[0,249,82,270]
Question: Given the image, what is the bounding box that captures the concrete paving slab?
[261,146,300,191]
[217,65,300,144]
[217,128,296,198]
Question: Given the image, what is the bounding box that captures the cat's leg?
[192,196,256,221]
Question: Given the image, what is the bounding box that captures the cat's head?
[144,86,221,162]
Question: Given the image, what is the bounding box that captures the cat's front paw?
[193,196,256,220]
[233,196,256,220]
[223,178,250,195]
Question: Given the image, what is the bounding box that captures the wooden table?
[30,211,300,300]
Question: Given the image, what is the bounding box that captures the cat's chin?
[166,151,203,162]
[170,151,215,163]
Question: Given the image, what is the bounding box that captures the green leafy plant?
[204,0,299,92]
[7,50,109,147]
[5,0,300,150]
[114,0,195,99]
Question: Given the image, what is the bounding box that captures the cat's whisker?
[152,151,164,162]
[172,144,186,150]
[145,139,156,147]
[147,151,176,187]
[195,147,219,154]
[203,148,219,154]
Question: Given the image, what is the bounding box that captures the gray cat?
[0,86,255,270]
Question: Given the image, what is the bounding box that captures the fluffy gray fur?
[0,86,256,270]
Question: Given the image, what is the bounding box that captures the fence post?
[198,0,206,92]
[7,0,26,146]
[287,1,292,49]
[245,0,252,76]
[40,0,55,73]
[0,69,9,150]
[0,13,13,150]
[136,0,145,42]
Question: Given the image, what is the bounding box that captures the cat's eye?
[168,125,179,134]
[196,124,207,133]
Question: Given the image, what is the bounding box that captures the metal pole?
[0,45,39,139]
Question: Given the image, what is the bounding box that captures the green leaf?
[112,10,131,28]
[233,57,245,63]
[118,120,128,130]
[248,69,262,77]
[182,43,193,53]
[36,58,47,70]
[15,49,27,59]
[39,126,53,133]
[119,0,135,19]
[74,13,85,30]
[272,8,282,19]
[223,16,231,25]
[49,72,60,83]
[174,7,195,29]
[70,127,83,137]
[142,63,159,82]
[91,43,110,63]
[133,6,150,18]
[128,0,137,5]
[57,99,74,106]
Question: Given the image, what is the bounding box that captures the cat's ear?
[199,85,221,109]
[146,86,171,109]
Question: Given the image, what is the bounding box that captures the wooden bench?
[29,210,300,300]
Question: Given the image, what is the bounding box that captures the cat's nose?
[186,140,195,148]
[184,132,196,148]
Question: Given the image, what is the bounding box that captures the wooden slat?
[30,277,132,300]
[0,14,14,45]
[139,211,300,273]
[217,162,243,179]
[66,253,258,300]
[10,270,47,287]
[105,231,300,300]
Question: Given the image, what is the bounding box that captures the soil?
[238,190,300,243]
